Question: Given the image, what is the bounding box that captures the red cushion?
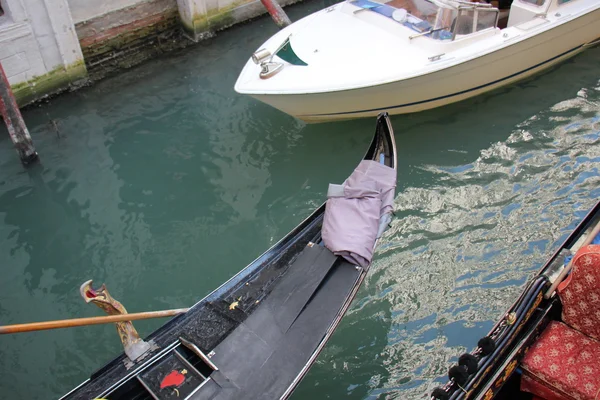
[521,374,570,400]
[521,321,600,400]
[557,244,600,341]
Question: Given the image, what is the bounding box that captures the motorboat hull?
[240,5,600,123]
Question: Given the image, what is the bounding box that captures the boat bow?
[61,114,397,400]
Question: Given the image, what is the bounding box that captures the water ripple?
[294,61,600,399]
[0,2,598,398]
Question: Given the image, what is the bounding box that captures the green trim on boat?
[276,38,308,66]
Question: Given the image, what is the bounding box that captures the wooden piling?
[0,63,38,165]
[260,0,291,28]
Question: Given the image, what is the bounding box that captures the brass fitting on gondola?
[505,312,517,326]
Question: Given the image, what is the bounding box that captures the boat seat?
[521,321,600,400]
[555,244,600,341]
[521,245,600,400]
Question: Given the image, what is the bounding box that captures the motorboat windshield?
[348,0,499,40]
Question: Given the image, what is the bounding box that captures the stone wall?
[70,0,182,80]
[0,0,302,105]
[0,0,86,105]
[69,0,302,79]
[69,0,146,23]
[177,0,301,40]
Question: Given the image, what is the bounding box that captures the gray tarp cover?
[322,160,396,267]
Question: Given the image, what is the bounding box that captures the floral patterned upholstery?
[557,244,600,341]
[521,321,600,400]
[520,245,600,400]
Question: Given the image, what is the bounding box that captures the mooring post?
[260,0,291,28]
[0,63,38,165]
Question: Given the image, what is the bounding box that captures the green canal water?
[1,2,600,398]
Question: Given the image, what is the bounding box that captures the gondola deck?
[61,113,397,400]
[432,200,600,400]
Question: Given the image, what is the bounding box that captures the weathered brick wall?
[66,0,303,80]
[0,0,304,104]
[69,0,182,80]
[69,0,147,23]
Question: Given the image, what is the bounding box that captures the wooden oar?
[0,308,189,334]
[544,218,600,298]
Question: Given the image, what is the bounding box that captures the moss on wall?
[79,10,184,81]
[185,0,304,36]
[181,0,253,38]
[9,0,304,105]
[206,7,237,31]
[11,61,88,107]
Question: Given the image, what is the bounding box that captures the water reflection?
[0,1,598,398]
[295,55,600,398]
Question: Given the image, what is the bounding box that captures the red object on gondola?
[160,370,186,389]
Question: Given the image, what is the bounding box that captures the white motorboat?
[234,0,600,123]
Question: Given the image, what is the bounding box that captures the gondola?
[431,199,600,400]
[60,112,397,400]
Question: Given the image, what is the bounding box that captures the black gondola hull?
[62,113,397,400]
[435,200,600,400]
